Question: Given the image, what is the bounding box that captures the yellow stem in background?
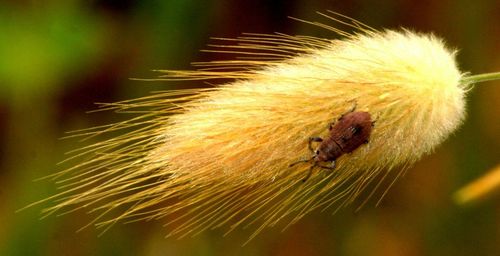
[454,164,500,205]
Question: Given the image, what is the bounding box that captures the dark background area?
[0,0,499,255]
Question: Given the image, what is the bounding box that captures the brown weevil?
[290,104,374,182]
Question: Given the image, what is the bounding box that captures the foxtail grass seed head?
[38,13,470,239]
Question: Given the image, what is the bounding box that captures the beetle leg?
[289,157,314,167]
[302,162,317,182]
[328,121,336,130]
[308,137,323,153]
[371,114,379,127]
[349,101,358,112]
[330,160,336,169]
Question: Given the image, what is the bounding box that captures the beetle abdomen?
[329,111,372,153]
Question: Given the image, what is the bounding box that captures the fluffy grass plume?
[37,12,468,239]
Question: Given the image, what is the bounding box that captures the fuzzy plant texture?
[37,13,468,240]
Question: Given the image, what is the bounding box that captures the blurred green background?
[1,0,499,255]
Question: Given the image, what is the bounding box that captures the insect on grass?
[26,11,469,242]
[290,103,374,182]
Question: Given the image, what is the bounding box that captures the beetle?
[290,104,374,182]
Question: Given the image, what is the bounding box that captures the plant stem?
[462,71,500,84]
